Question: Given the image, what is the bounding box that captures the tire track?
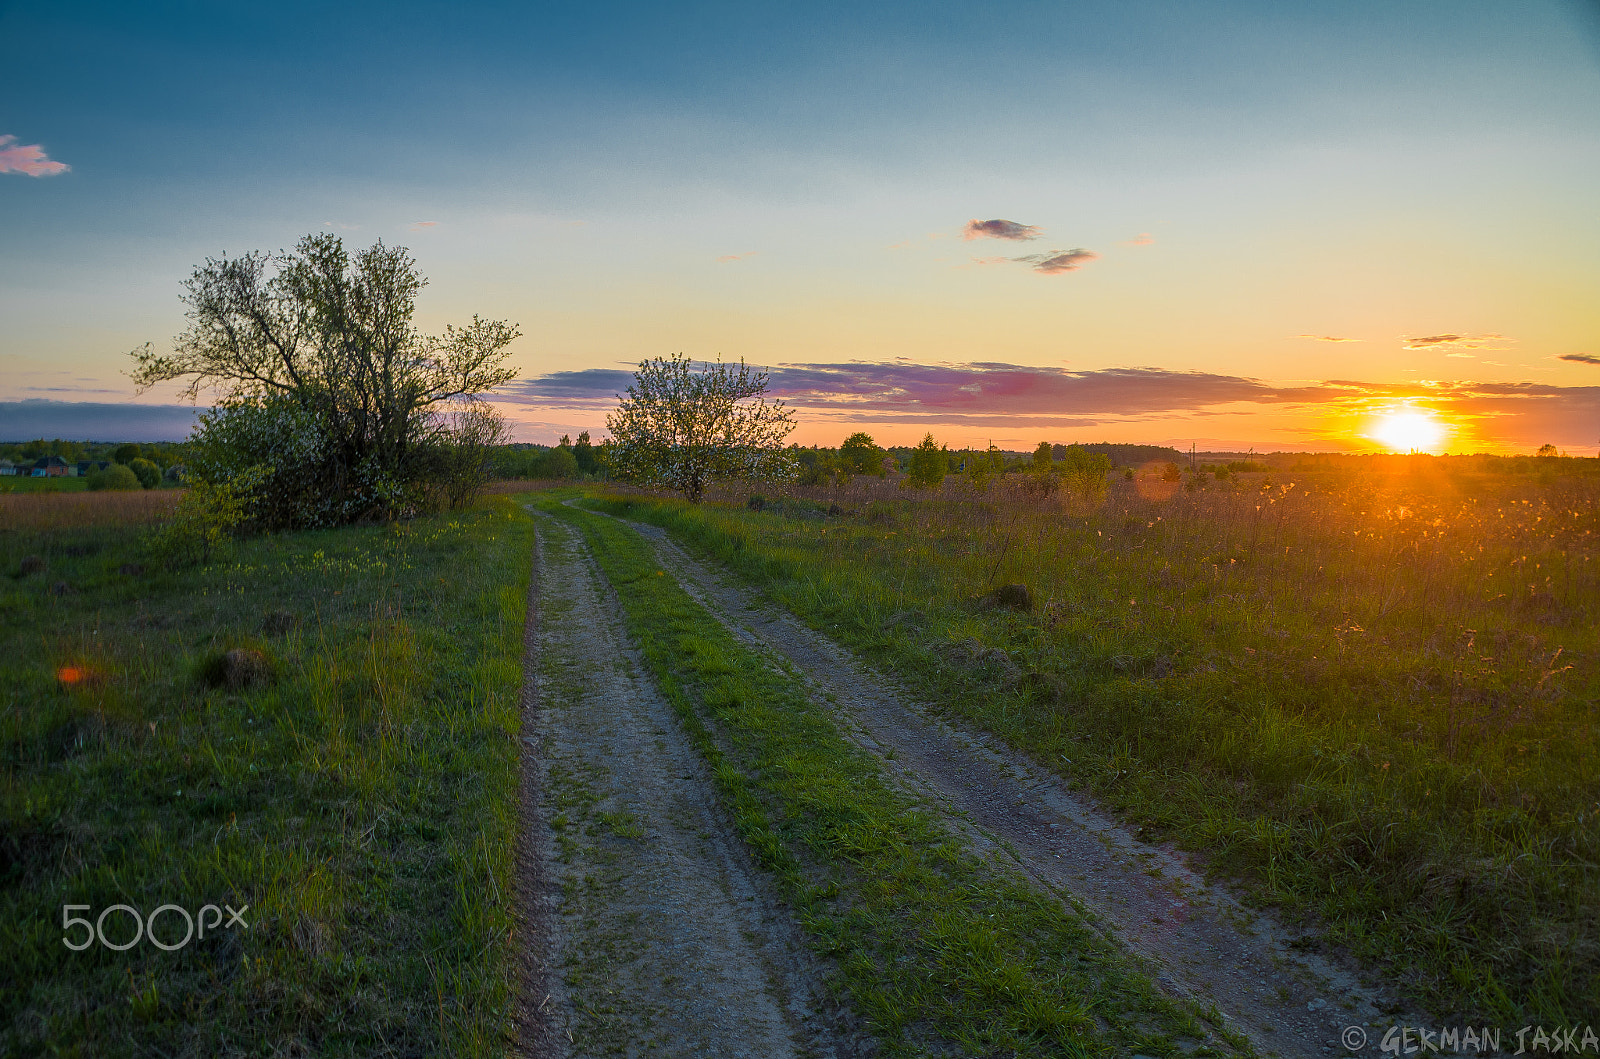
[618,513,1426,1059]
[521,514,849,1057]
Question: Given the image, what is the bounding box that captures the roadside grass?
[581,466,1600,1024]
[534,495,1238,1059]
[1,496,532,1056]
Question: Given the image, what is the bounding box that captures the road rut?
[620,514,1421,1059]
[520,515,850,1058]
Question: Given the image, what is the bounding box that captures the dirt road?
[618,514,1420,1059]
[518,515,858,1057]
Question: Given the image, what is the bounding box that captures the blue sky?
[4,0,1598,450]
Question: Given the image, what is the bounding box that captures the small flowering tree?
[606,354,797,502]
[128,233,519,527]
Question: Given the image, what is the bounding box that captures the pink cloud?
[968,256,1009,266]
[408,220,438,231]
[1015,248,1098,274]
[1125,232,1155,246]
[716,251,757,262]
[963,218,1040,241]
[0,135,70,177]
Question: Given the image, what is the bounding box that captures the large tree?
[606,354,796,502]
[129,233,519,525]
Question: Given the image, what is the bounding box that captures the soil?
[517,515,862,1058]
[620,515,1431,1059]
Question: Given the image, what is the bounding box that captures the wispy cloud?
[962,218,1040,241]
[1402,332,1508,351]
[323,221,359,230]
[1557,352,1600,365]
[716,251,757,263]
[1015,248,1098,274]
[0,135,70,177]
[1125,233,1155,246]
[408,221,438,231]
[1295,334,1361,343]
[499,361,1600,446]
[968,256,1010,266]
[505,362,1334,418]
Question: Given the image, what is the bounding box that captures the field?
[4,457,1594,1056]
[1,492,532,1055]
[589,458,1600,1023]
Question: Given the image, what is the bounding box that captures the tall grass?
[590,462,1600,1023]
[2,498,531,1055]
[0,488,181,530]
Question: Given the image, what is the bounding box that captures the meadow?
[1,491,532,1056]
[588,456,1600,1023]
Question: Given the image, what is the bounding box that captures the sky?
[3,0,1599,453]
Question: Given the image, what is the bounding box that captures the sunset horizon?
[5,2,1598,457]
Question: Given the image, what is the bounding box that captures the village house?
[31,456,71,477]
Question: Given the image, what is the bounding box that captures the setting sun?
[1371,411,1449,453]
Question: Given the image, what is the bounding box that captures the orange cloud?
[1295,334,1360,342]
[1125,232,1155,246]
[716,252,757,262]
[408,221,438,231]
[1402,332,1508,351]
[0,135,69,177]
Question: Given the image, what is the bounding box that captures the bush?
[127,458,161,489]
[87,464,141,491]
[145,467,269,566]
[534,446,579,480]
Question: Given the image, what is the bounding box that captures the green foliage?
[145,466,271,565]
[572,430,599,474]
[534,444,579,479]
[1032,441,1052,470]
[113,443,141,464]
[126,457,161,489]
[839,431,885,476]
[86,463,141,491]
[127,233,520,526]
[956,443,1006,491]
[904,433,946,490]
[607,353,797,502]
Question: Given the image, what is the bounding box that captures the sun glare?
[1371,411,1448,453]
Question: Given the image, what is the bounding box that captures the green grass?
[1,498,533,1056]
[580,470,1600,1025]
[534,494,1236,1059]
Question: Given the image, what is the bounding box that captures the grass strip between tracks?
[534,495,1240,1059]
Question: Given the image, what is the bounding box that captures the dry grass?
[0,489,181,531]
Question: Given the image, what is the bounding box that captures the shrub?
[127,458,161,489]
[534,445,579,480]
[145,466,269,566]
[904,434,946,490]
[87,464,141,491]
